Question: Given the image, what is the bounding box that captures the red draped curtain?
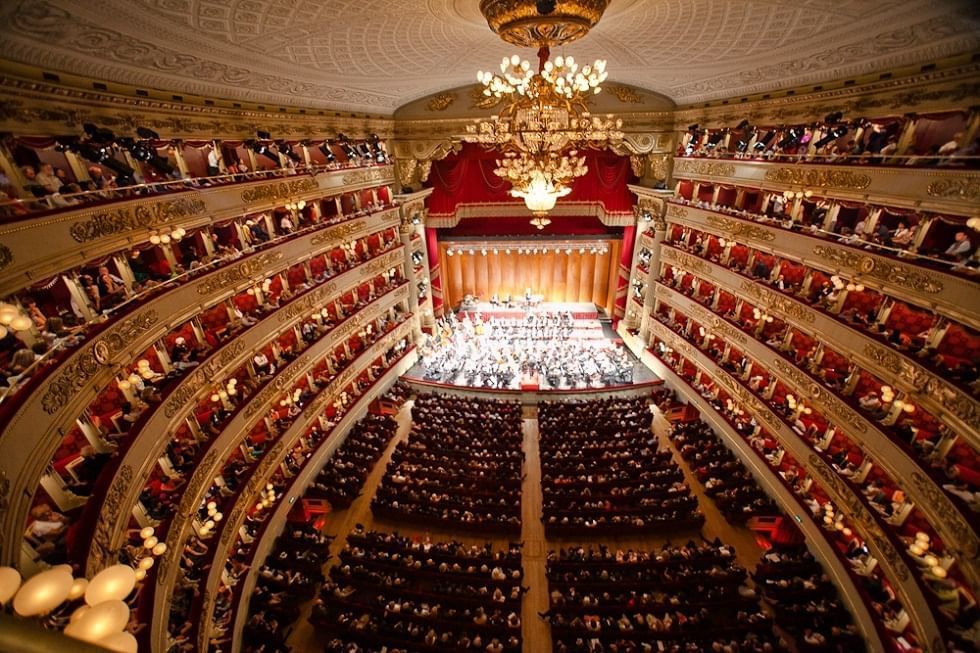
[427,143,637,216]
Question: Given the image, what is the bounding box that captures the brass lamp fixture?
[479,0,611,48]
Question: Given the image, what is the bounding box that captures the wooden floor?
[285,400,767,653]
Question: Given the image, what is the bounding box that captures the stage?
[405,307,661,393]
[456,300,601,321]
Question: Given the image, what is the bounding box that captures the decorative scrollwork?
[426,93,455,111]
[926,177,979,201]
[763,167,872,190]
[610,85,642,104]
[909,472,979,561]
[69,197,207,243]
[341,167,392,186]
[661,247,711,276]
[862,344,979,431]
[196,252,284,296]
[240,178,318,204]
[772,360,867,434]
[158,449,221,586]
[41,311,160,414]
[705,215,775,242]
[738,281,816,324]
[310,220,366,247]
[811,246,943,294]
[163,341,248,418]
[89,464,133,573]
[243,355,311,418]
[673,160,735,177]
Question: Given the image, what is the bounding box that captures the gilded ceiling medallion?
[479,0,611,48]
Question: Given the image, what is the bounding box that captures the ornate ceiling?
[0,0,977,115]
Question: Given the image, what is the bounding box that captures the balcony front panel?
[653,282,979,583]
[0,219,402,564]
[621,330,882,651]
[672,158,979,217]
[86,280,409,573]
[201,345,415,653]
[665,203,980,329]
[659,244,979,449]
[646,319,942,649]
[227,350,415,650]
[150,318,413,650]
[0,165,395,297]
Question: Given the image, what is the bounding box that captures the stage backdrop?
[438,240,622,315]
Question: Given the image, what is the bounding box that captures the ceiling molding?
[0,0,976,114]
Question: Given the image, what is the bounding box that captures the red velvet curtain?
[425,227,444,315]
[428,143,636,216]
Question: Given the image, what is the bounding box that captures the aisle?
[284,400,416,652]
[519,410,551,653]
[281,396,768,653]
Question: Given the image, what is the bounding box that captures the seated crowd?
[539,396,703,535]
[652,340,939,652]
[754,545,864,652]
[242,525,334,653]
[542,540,780,653]
[669,195,977,271]
[4,136,389,217]
[311,526,524,652]
[372,393,524,533]
[306,413,399,510]
[679,111,976,168]
[669,418,778,521]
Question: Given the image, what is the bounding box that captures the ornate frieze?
[276,283,338,324]
[772,360,868,434]
[661,246,711,276]
[341,167,393,186]
[811,246,944,294]
[705,215,775,243]
[738,281,816,324]
[673,160,735,177]
[242,355,311,419]
[863,344,980,432]
[361,250,405,276]
[163,341,248,419]
[240,178,319,204]
[88,464,133,573]
[157,449,221,586]
[309,220,366,247]
[0,244,13,270]
[909,471,979,561]
[41,311,160,414]
[219,440,286,545]
[806,453,911,583]
[666,204,689,219]
[763,167,872,190]
[926,176,979,201]
[195,252,284,296]
[69,197,207,243]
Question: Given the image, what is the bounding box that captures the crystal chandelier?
[466,49,623,221]
[467,0,623,221]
